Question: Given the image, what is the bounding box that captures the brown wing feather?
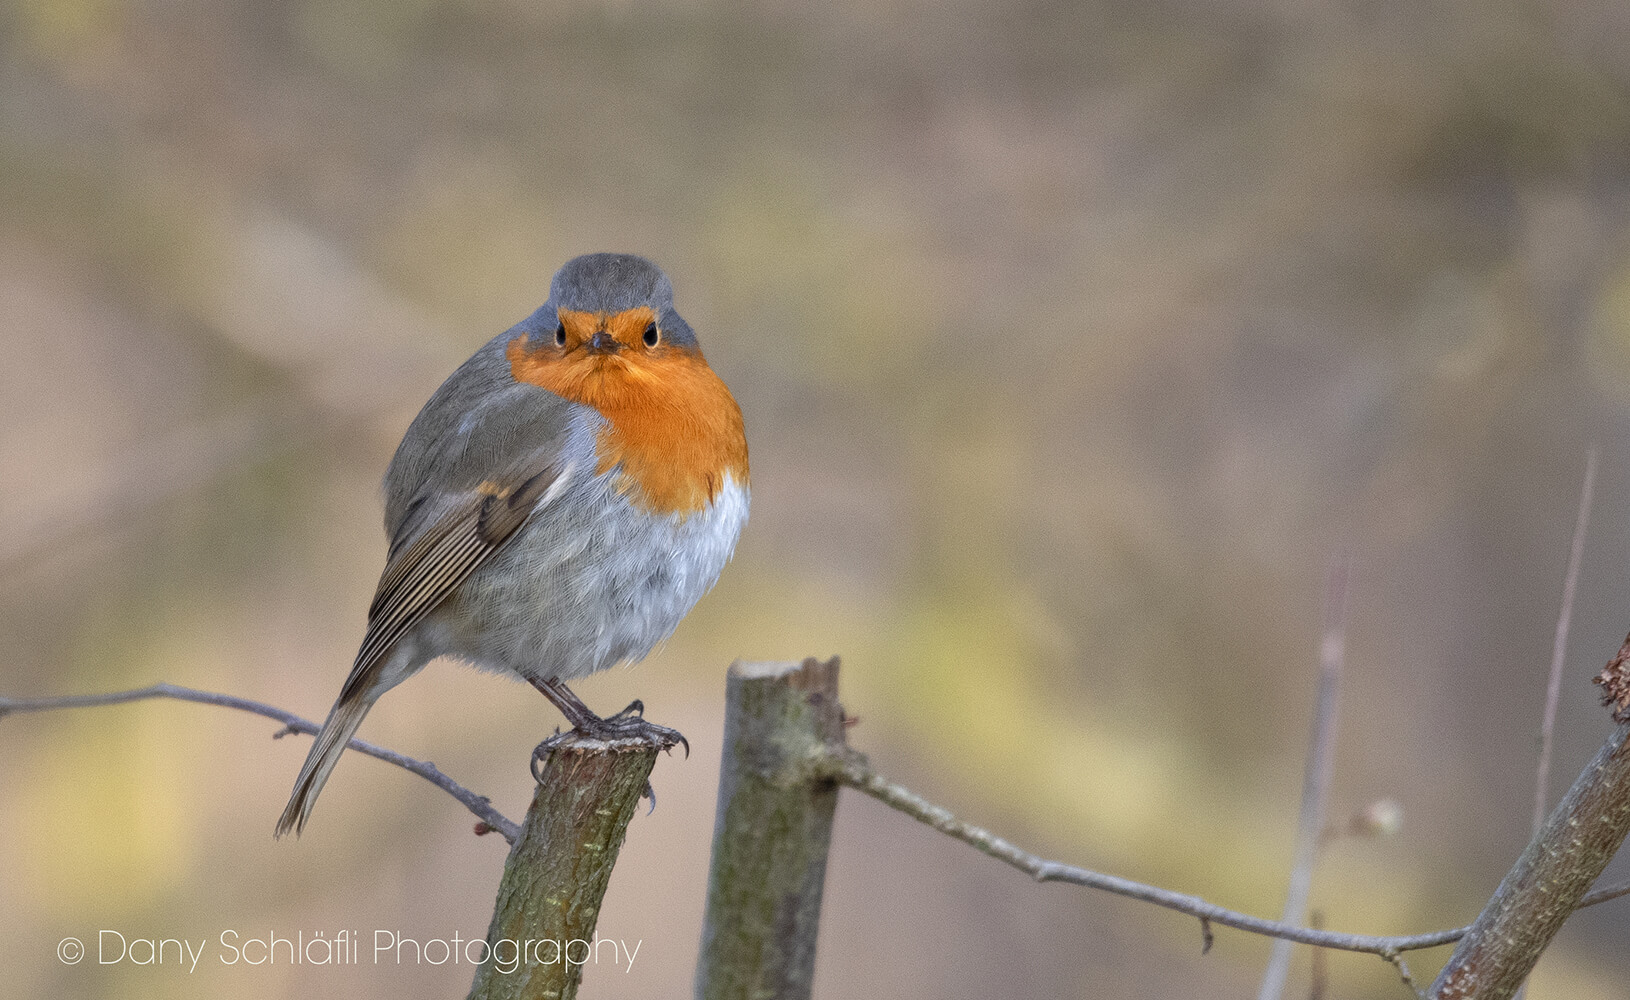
[338,456,570,703]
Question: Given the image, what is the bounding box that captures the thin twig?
[1386,952,1426,999]
[1580,877,1630,907]
[820,752,1630,959]
[1511,449,1597,1000]
[1260,557,1350,1000]
[0,683,520,843]
[1533,445,1597,835]
[1309,911,1328,1000]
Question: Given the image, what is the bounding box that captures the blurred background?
[5,0,1630,996]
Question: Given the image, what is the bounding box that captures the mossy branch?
[695,657,847,1000]
[468,734,662,1000]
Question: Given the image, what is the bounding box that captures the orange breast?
[506,333,749,517]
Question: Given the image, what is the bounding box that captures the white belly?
[425,471,749,683]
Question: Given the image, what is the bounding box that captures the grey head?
[517,252,699,349]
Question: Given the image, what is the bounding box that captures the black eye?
[643,323,660,348]
[554,324,567,347]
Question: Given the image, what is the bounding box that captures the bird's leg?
[527,677,687,785]
[529,675,600,729]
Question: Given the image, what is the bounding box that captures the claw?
[608,699,645,720]
[530,727,570,782]
[641,780,657,815]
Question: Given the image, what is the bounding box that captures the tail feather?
[275,693,376,838]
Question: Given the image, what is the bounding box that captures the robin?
[276,253,749,837]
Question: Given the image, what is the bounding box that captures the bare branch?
[1308,911,1328,1000]
[1386,952,1427,999]
[819,752,1630,960]
[1580,877,1630,907]
[1514,448,1598,1000]
[1533,445,1597,834]
[1430,719,1630,998]
[1260,557,1350,1000]
[0,683,520,843]
[824,751,1451,954]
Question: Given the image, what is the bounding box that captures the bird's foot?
[529,704,689,782]
[576,704,688,757]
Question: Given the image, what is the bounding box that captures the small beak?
[585,331,622,355]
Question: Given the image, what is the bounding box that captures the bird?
[276,253,749,837]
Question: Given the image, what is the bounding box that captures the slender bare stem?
[1308,911,1328,1000]
[1533,446,1597,835]
[1387,952,1426,999]
[1578,877,1630,906]
[1513,448,1598,1000]
[0,683,520,842]
[1260,558,1350,1000]
[819,752,1630,960]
